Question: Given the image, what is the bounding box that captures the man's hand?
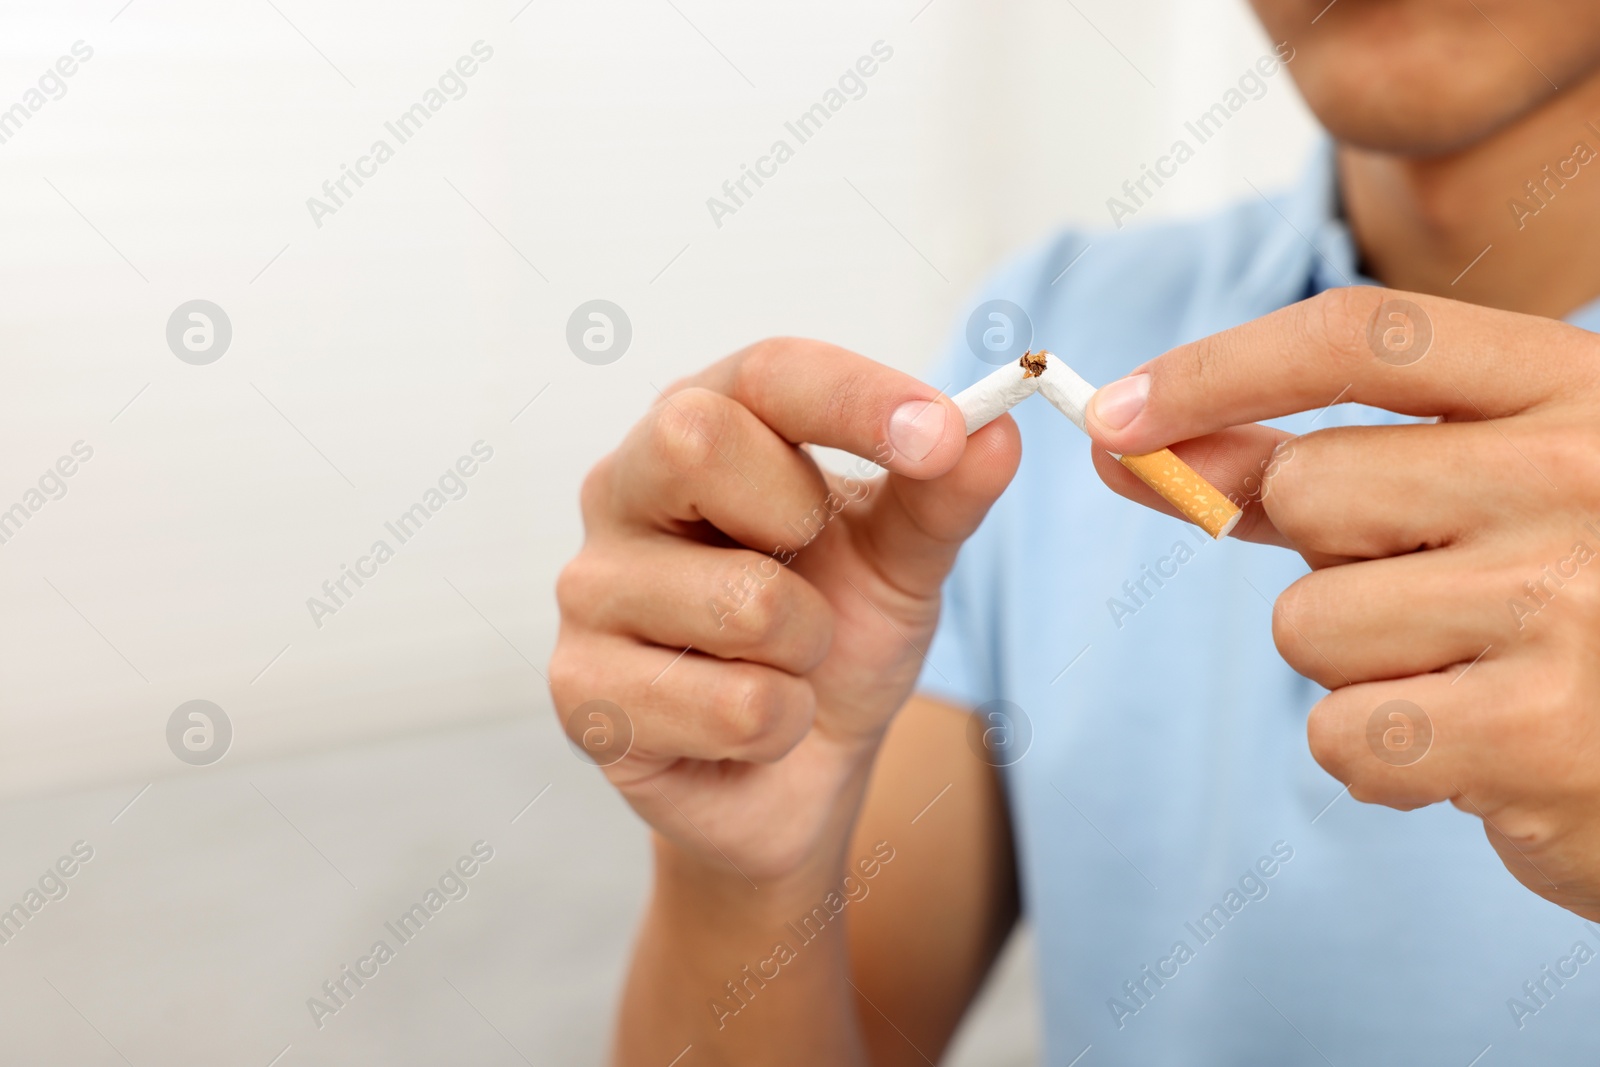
[554,338,1021,1066]
[551,338,1019,888]
[1085,285,1600,921]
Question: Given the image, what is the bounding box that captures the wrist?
[659,746,882,907]
[652,830,851,923]
[619,832,874,1067]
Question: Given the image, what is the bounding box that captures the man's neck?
[1341,69,1600,319]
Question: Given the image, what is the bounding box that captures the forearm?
[613,836,870,1067]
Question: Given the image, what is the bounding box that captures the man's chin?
[1313,105,1516,159]
[1293,64,1555,159]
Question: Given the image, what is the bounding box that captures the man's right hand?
[550,337,1020,888]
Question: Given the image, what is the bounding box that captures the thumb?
[849,415,1022,601]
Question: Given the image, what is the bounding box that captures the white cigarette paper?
[950,350,1242,540]
[951,364,1042,434]
[950,350,1094,433]
[1036,359,1096,431]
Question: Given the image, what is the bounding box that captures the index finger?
[672,337,966,478]
[1084,286,1591,455]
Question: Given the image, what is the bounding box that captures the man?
[552,0,1600,1062]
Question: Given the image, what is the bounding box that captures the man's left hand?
[1085,285,1600,921]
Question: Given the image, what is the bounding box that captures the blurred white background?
[0,1,1316,1063]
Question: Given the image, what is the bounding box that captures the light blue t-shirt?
[920,147,1600,1065]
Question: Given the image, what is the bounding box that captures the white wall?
[0,0,1317,799]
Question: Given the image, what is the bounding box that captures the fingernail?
[888,399,947,462]
[1090,374,1150,431]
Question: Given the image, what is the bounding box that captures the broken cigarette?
[950,351,1242,539]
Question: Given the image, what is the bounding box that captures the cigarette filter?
[1115,450,1241,539]
[951,351,1242,540]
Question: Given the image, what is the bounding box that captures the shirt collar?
[1294,138,1600,332]
[1219,139,1373,321]
[1294,139,1379,296]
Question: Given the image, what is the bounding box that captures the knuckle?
[650,387,728,474]
[1304,697,1349,774]
[1310,285,1385,367]
[732,337,798,409]
[1497,560,1545,644]
[555,552,605,620]
[731,672,814,760]
[1172,333,1223,385]
[1271,576,1317,657]
[546,640,587,720]
[577,454,616,529]
[719,669,787,748]
[1475,804,1560,853]
[712,558,785,649]
[818,376,869,440]
[717,565,833,672]
[1271,576,1347,687]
